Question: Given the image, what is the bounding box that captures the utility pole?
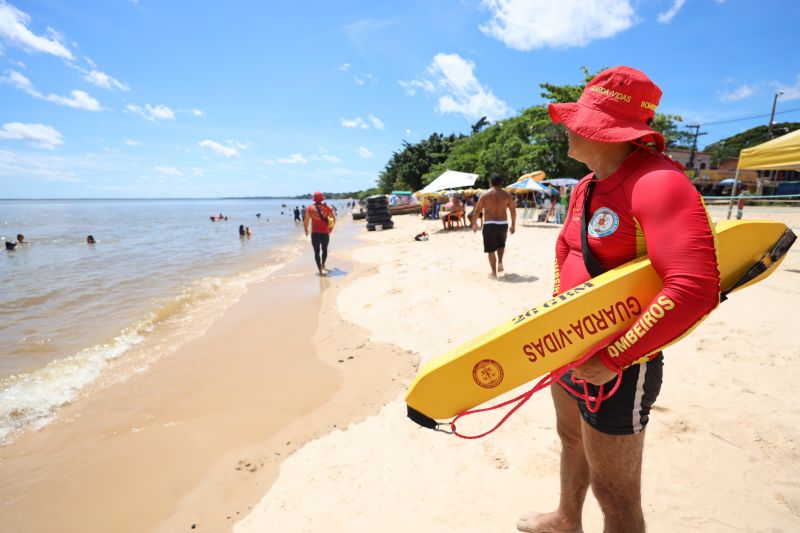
[685,124,708,170]
[768,91,784,139]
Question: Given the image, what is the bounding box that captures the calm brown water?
[0,198,346,443]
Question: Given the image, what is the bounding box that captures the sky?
[1,0,799,199]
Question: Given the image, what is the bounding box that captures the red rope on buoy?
[450,341,621,439]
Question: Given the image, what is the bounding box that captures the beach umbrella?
[419,170,479,194]
[543,178,580,186]
[506,177,553,193]
[516,170,547,182]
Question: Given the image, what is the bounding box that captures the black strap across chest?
[580,180,607,278]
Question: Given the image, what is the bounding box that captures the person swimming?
[87,235,96,244]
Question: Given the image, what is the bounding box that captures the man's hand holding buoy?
[572,356,617,385]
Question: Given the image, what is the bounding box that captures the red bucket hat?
[548,66,665,152]
[312,191,325,203]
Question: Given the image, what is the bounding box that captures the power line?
[698,106,800,127]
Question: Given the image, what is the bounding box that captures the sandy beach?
[2,209,798,532]
[237,209,800,533]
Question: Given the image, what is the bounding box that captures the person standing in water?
[293,206,301,222]
[303,191,335,276]
[471,174,516,278]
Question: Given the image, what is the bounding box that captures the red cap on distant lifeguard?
[312,191,325,203]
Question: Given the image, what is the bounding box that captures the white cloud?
[340,115,383,130]
[155,166,182,177]
[191,108,205,117]
[0,149,79,181]
[343,18,396,55]
[341,117,369,129]
[398,79,435,96]
[1,68,34,91]
[339,63,351,71]
[367,114,384,129]
[198,139,239,157]
[0,122,63,149]
[313,147,342,163]
[124,139,141,146]
[776,75,800,101]
[357,146,373,158]
[720,84,757,103]
[126,103,175,121]
[1,69,102,110]
[277,153,308,164]
[84,69,129,91]
[191,167,204,177]
[354,73,377,86]
[426,53,512,121]
[479,0,636,50]
[227,139,250,150]
[658,0,687,24]
[0,1,74,59]
[46,89,102,111]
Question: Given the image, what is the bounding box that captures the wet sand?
[0,221,415,532]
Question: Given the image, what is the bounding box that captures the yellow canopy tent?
[737,129,800,170]
[727,129,800,217]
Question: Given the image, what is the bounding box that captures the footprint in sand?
[235,459,261,473]
[666,417,696,435]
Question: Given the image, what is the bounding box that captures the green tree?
[703,122,800,165]
[377,132,461,192]
[470,116,489,134]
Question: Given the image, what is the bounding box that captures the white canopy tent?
[418,170,479,194]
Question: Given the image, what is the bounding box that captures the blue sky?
[1,0,799,198]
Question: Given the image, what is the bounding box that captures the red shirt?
[554,149,720,370]
[305,203,335,234]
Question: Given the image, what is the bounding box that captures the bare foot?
[489,272,497,279]
[517,511,583,533]
[498,262,504,273]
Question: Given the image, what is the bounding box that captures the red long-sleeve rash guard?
[554,149,721,371]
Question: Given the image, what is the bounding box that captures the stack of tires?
[365,195,393,231]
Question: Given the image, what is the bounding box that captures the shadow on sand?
[497,273,539,283]
[322,267,348,278]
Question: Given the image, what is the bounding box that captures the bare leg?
[487,252,497,278]
[582,424,646,533]
[497,246,505,272]
[518,385,586,533]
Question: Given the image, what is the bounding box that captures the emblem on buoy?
[472,359,504,389]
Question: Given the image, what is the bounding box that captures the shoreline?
[0,218,416,532]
